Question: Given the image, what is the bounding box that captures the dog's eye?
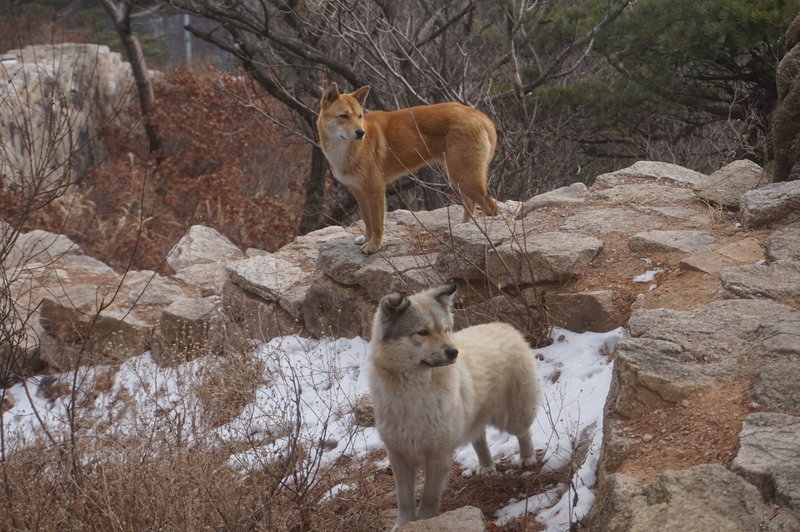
[357,114,363,118]
[416,330,430,337]
[339,113,348,119]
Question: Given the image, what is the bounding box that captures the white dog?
[367,284,540,529]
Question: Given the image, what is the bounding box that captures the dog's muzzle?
[355,129,365,140]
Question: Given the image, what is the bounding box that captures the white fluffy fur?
[368,286,540,529]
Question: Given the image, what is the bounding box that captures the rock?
[4,230,82,271]
[740,181,800,228]
[748,362,800,416]
[317,238,383,286]
[166,225,245,272]
[391,204,467,231]
[586,473,644,532]
[171,261,229,297]
[629,230,716,254]
[153,296,222,364]
[596,183,697,205]
[1,44,141,188]
[301,277,374,339]
[353,255,440,301]
[39,287,149,367]
[125,273,186,306]
[57,254,116,275]
[694,159,769,209]
[648,206,712,228]
[720,261,800,301]
[400,506,486,532]
[221,280,302,341]
[680,237,765,275]
[225,255,308,302]
[518,182,588,216]
[561,208,663,234]
[599,464,776,531]
[485,232,603,286]
[274,225,353,265]
[544,290,621,332]
[732,413,800,512]
[435,221,514,280]
[764,221,800,262]
[592,161,707,188]
[774,15,800,182]
[607,300,800,417]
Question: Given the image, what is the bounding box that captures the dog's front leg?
[388,450,417,528]
[358,178,386,254]
[417,453,451,521]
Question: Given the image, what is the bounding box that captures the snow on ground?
[1,327,625,531]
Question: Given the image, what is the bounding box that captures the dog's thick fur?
[367,285,540,529]
[316,83,500,254]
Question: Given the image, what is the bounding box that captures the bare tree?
[100,0,163,158]
[162,0,630,230]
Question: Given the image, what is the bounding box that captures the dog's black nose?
[355,129,365,139]
[445,347,458,360]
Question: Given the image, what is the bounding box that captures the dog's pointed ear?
[320,83,340,109]
[380,292,410,317]
[351,85,370,107]
[434,284,457,307]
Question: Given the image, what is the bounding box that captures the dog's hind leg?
[417,454,451,520]
[388,450,417,527]
[517,429,537,467]
[472,431,497,474]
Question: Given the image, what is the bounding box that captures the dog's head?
[371,284,459,369]
[317,83,370,141]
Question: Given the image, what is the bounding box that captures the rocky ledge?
[3,159,800,529]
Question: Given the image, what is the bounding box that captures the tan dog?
[368,285,540,529]
[316,83,500,254]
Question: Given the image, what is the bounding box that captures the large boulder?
[629,230,715,254]
[166,225,245,272]
[740,180,800,228]
[749,362,800,416]
[0,44,139,187]
[693,159,769,209]
[773,14,800,181]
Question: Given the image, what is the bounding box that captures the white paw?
[519,455,537,468]
[354,235,367,245]
[476,464,497,475]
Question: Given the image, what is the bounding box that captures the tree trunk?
[298,145,328,234]
[99,0,162,159]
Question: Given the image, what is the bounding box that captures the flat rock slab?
[720,261,800,300]
[485,232,603,286]
[561,208,663,234]
[749,362,800,416]
[732,412,800,512]
[740,180,800,228]
[647,206,712,228]
[693,159,768,210]
[608,299,800,417]
[593,161,707,188]
[226,255,308,301]
[595,183,697,205]
[317,237,410,286]
[680,237,765,274]
[598,464,781,532]
[5,229,82,270]
[167,225,245,272]
[388,204,467,231]
[399,505,486,531]
[519,182,588,216]
[764,221,800,262]
[629,230,716,254]
[435,220,515,280]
